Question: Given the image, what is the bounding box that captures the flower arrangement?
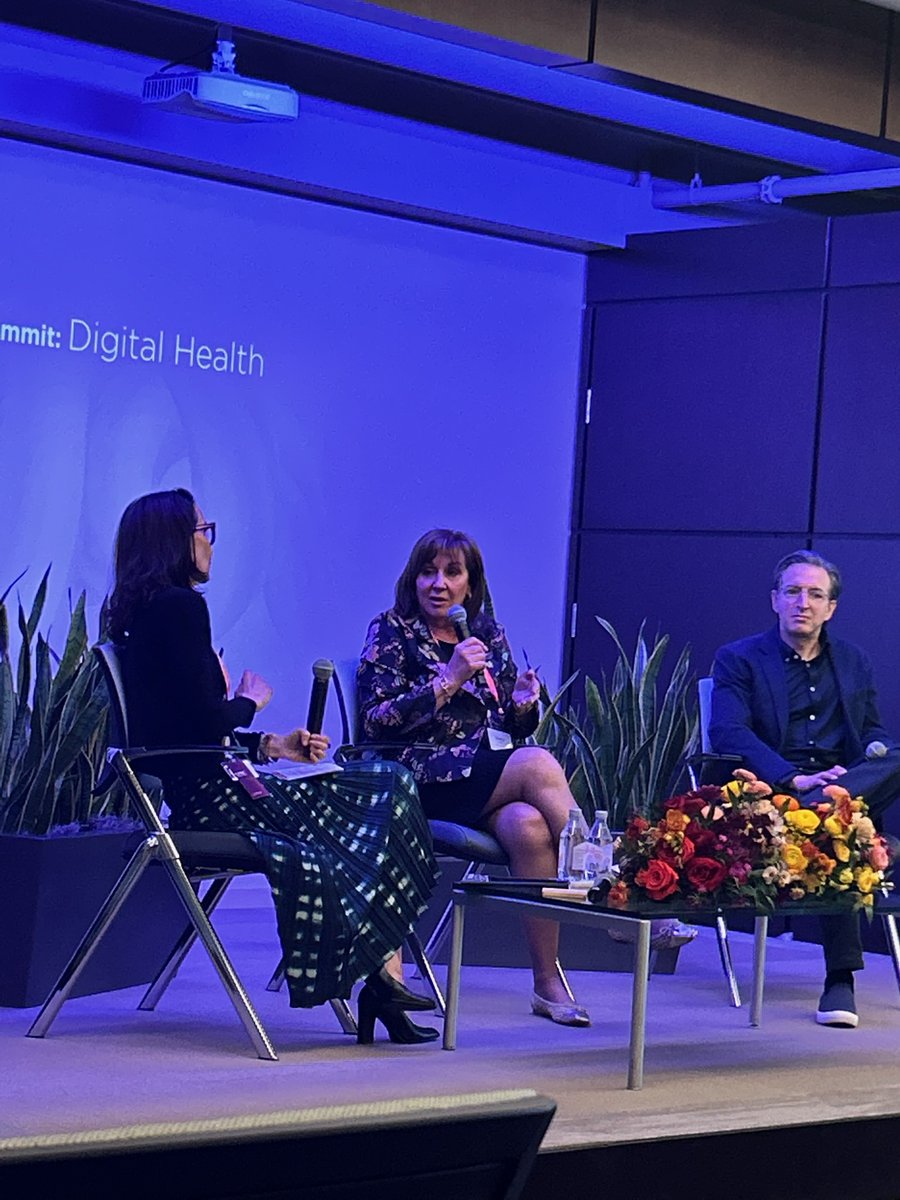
[608,769,892,914]
[774,784,890,909]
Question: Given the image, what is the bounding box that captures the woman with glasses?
[108,488,438,1044]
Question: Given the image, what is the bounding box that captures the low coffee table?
[441,880,900,1090]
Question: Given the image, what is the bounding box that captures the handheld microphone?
[866,740,888,760]
[448,604,487,689]
[447,603,471,642]
[306,658,334,734]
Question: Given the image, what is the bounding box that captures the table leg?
[750,914,768,1027]
[443,895,466,1050]
[882,912,900,997]
[627,918,651,1090]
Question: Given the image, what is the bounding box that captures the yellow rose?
[862,893,874,907]
[855,866,878,894]
[824,815,845,837]
[832,840,850,863]
[783,844,807,874]
[785,809,820,834]
[839,868,854,886]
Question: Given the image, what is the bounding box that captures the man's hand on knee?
[791,766,848,792]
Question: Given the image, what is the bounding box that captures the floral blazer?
[358,608,539,784]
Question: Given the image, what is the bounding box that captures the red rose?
[691,829,718,855]
[685,856,729,894]
[655,835,695,866]
[626,815,650,839]
[635,859,680,901]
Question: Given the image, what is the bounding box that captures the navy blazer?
[709,624,893,785]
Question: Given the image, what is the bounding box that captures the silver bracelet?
[437,670,454,700]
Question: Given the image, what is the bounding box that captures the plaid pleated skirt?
[164,760,437,1008]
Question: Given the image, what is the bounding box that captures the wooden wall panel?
[592,0,889,134]
[364,0,594,59]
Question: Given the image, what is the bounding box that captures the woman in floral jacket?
[358,528,590,1027]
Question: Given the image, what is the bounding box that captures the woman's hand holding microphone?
[434,637,488,705]
[235,671,330,764]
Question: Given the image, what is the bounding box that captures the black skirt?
[416,745,516,827]
[163,759,437,1008]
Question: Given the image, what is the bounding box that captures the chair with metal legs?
[27,643,355,1058]
[324,660,576,1014]
[684,676,744,1006]
[687,676,900,1004]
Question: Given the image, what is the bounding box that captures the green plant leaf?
[0,568,27,607]
[15,600,31,705]
[533,671,579,744]
[25,565,51,642]
[0,656,14,786]
[0,573,110,834]
[534,617,698,830]
[49,591,88,710]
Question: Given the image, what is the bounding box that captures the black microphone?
[447,603,471,642]
[306,658,334,734]
[447,604,485,687]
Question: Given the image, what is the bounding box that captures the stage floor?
[2,881,900,1152]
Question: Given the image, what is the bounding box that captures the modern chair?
[326,659,576,1013]
[688,675,900,1001]
[27,643,355,1059]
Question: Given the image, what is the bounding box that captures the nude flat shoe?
[531,992,591,1027]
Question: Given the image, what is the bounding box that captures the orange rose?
[772,794,800,811]
[665,809,690,832]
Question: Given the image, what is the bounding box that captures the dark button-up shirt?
[780,637,846,772]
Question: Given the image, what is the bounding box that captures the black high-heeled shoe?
[364,966,436,1012]
[356,985,439,1045]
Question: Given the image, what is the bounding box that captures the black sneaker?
[816,981,858,1027]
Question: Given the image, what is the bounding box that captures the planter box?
[0,830,191,1008]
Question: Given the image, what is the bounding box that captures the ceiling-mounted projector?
[141,29,298,122]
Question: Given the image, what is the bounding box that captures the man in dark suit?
[710,549,900,1028]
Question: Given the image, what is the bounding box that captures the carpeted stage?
[2,880,900,1199]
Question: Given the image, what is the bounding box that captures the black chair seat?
[429,820,508,866]
[124,829,266,873]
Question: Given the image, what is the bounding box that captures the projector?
[142,70,299,122]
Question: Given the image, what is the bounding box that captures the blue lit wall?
[0,139,584,736]
[577,214,900,743]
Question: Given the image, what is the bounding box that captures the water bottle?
[582,809,615,881]
[558,807,589,881]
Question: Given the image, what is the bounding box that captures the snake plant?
[0,568,112,834]
[535,618,698,828]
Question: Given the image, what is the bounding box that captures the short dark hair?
[108,488,199,641]
[394,529,486,623]
[772,549,842,600]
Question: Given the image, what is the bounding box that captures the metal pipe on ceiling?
[653,166,900,209]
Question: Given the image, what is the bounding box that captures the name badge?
[487,727,513,751]
[222,755,272,799]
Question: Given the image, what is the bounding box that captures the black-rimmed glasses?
[195,522,216,545]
